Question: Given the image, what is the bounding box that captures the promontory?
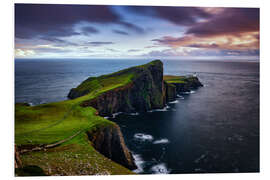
[15,60,202,176]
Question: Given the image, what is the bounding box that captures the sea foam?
[153,138,170,144]
[134,133,154,141]
[151,163,171,174]
[169,100,179,104]
[148,105,170,112]
[132,153,145,173]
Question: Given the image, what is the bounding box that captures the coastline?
[15,60,202,176]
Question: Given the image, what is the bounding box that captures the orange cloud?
[152,31,259,51]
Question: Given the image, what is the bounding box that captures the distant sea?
[15,58,259,174]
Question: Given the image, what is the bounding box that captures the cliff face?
[164,82,177,102]
[163,75,203,102]
[171,77,203,92]
[69,61,204,115]
[87,124,137,170]
[70,60,165,116]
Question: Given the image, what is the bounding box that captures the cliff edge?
[68,60,165,116]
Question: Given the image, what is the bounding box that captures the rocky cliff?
[69,60,165,116]
[163,75,203,101]
[87,124,137,170]
[69,61,203,116]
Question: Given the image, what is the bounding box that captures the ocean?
[15,58,259,174]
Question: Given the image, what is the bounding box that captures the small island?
[15,60,203,176]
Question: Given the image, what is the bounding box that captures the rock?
[164,82,176,102]
[87,124,137,170]
[163,75,203,102]
[173,76,203,92]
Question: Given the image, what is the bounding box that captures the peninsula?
[15,60,203,176]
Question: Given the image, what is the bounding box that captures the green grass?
[15,60,164,175]
[15,96,133,175]
[164,75,189,84]
[71,60,162,97]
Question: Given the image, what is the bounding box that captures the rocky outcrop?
[70,60,165,116]
[164,82,176,102]
[163,76,203,102]
[172,77,203,93]
[87,124,137,170]
[69,61,203,116]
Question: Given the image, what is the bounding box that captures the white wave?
[153,138,170,144]
[169,100,179,104]
[151,163,170,174]
[181,91,191,95]
[132,154,145,173]
[190,90,195,94]
[112,112,123,118]
[134,133,154,141]
[148,105,169,112]
[103,116,109,119]
[176,94,184,99]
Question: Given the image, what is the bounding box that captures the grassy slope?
[163,75,188,84]
[15,60,162,175]
[15,97,134,175]
[72,59,161,96]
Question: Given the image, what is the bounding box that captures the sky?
[15,4,259,59]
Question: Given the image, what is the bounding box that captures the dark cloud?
[152,36,188,44]
[40,37,78,45]
[81,26,99,35]
[117,21,144,33]
[126,6,212,26]
[86,41,114,46]
[151,8,259,52]
[113,30,129,35]
[15,4,144,39]
[186,8,259,37]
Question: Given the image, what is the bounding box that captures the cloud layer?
[15,4,259,59]
[152,8,259,52]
